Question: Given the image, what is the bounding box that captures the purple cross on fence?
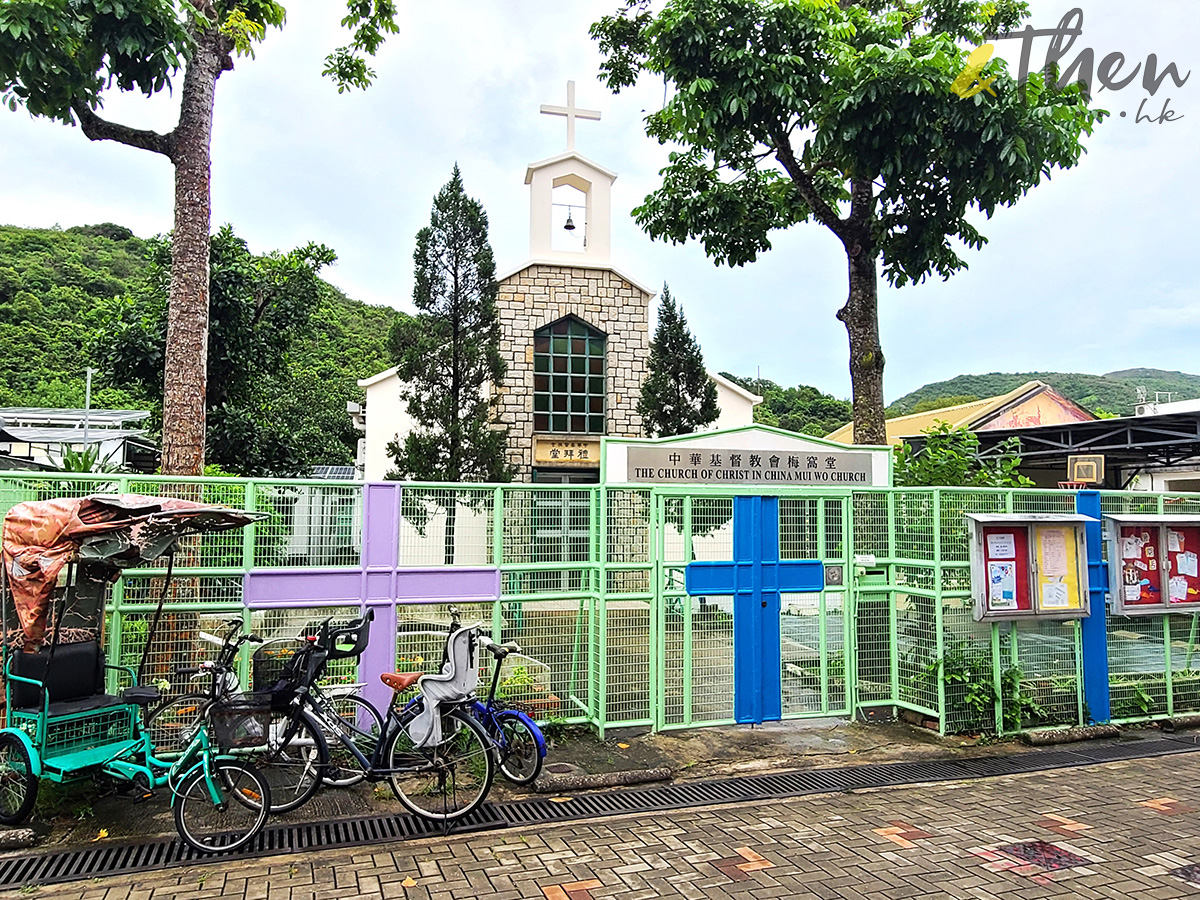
[243,483,499,712]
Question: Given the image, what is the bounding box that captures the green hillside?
[720,374,852,436]
[0,223,399,473]
[887,369,1200,418]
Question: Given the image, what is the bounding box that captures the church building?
[352,82,760,484]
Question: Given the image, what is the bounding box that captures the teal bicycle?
[0,494,273,853]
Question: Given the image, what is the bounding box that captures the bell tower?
[495,79,653,481]
[525,81,616,265]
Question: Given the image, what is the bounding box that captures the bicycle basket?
[209,693,271,750]
[252,640,309,711]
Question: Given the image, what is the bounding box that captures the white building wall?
[708,377,759,432]
[360,369,418,483]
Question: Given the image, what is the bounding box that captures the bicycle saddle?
[381,671,421,692]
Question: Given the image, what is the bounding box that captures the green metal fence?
[4,472,1200,736]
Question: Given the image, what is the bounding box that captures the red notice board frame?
[968,513,1094,622]
[1107,515,1200,616]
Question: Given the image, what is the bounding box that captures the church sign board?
[534,436,602,468]
[625,446,873,485]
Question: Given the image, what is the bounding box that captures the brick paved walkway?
[11,753,1200,899]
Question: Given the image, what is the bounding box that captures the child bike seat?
[405,625,479,749]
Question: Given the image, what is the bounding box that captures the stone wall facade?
[495,263,651,479]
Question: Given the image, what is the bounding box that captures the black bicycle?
[146,618,329,814]
[260,610,496,821]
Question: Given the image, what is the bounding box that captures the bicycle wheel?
[248,710,328,814]
[173,760,271,854]
[321,694,383,788]
[386,707,494,821]
[0,732,37,826]
[145,694,207,759]
[495,711,543,786]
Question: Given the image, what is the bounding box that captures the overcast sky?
[1,1,1196,403]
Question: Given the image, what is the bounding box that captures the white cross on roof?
[540,80,601,152]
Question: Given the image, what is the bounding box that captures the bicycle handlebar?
[477,635,522,657]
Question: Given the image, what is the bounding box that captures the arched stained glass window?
[532,316,605,434]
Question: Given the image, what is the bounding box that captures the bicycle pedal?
[133,790,157,804]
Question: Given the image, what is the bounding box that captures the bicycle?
[292,612,496,820]
[250,621,383,790]
[474,634,547,785]
[146,618,330,814]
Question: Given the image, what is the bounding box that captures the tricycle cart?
[0,493,272,852]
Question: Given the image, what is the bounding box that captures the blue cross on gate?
[684,496,825,724]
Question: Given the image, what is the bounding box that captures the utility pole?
[82,368,96,447]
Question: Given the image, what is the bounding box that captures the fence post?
[242,481,257,571]
[597,486,608,738]
[1076,489,1111,723]
[682,496,693,726]
[933,491,947,733]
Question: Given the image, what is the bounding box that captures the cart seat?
[8,640,116,713]
[38,694,129,717]
[119,685,161,707]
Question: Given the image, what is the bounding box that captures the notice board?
[969,514,1093,621]
[1032,524,1085,614]
[980,525,1031,614]
[1109,517,1200,615]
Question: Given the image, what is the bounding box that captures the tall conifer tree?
[387,165,513,483]
[639,285,719,437]
[387,166,513,561]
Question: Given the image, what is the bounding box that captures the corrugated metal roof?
[0,408,150,426]
[825,381,1051,445]
[0,427,148,444]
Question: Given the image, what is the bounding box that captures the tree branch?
[770,129,846,240]
[72,101,177,160]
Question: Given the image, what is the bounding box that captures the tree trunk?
[837,237,887,446]
[159,25,228,476]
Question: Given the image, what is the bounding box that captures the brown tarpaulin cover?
[1,494,261,649]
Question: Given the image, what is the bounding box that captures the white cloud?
[1,0,1196,401]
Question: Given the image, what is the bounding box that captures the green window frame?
[532,316,606,434]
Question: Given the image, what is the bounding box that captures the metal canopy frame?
[905,411,1200,470]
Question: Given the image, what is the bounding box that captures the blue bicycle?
[393,608,547,786]
[472,633,547,786]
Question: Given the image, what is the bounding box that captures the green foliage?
[721,373,851,436]
[592,0,1104,436]
[888,369,1200,418]
[902,395,981,416]
[638,284,718,437]
[0,225,147,410]
[90,226,344,476]
[894,422,1033,488]
[58,444,121,473]
[385,166,514,485]
[1111,677,1156,718]
[0,223,397,477]
[0,0,386,120]
[921,641,1047,734]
